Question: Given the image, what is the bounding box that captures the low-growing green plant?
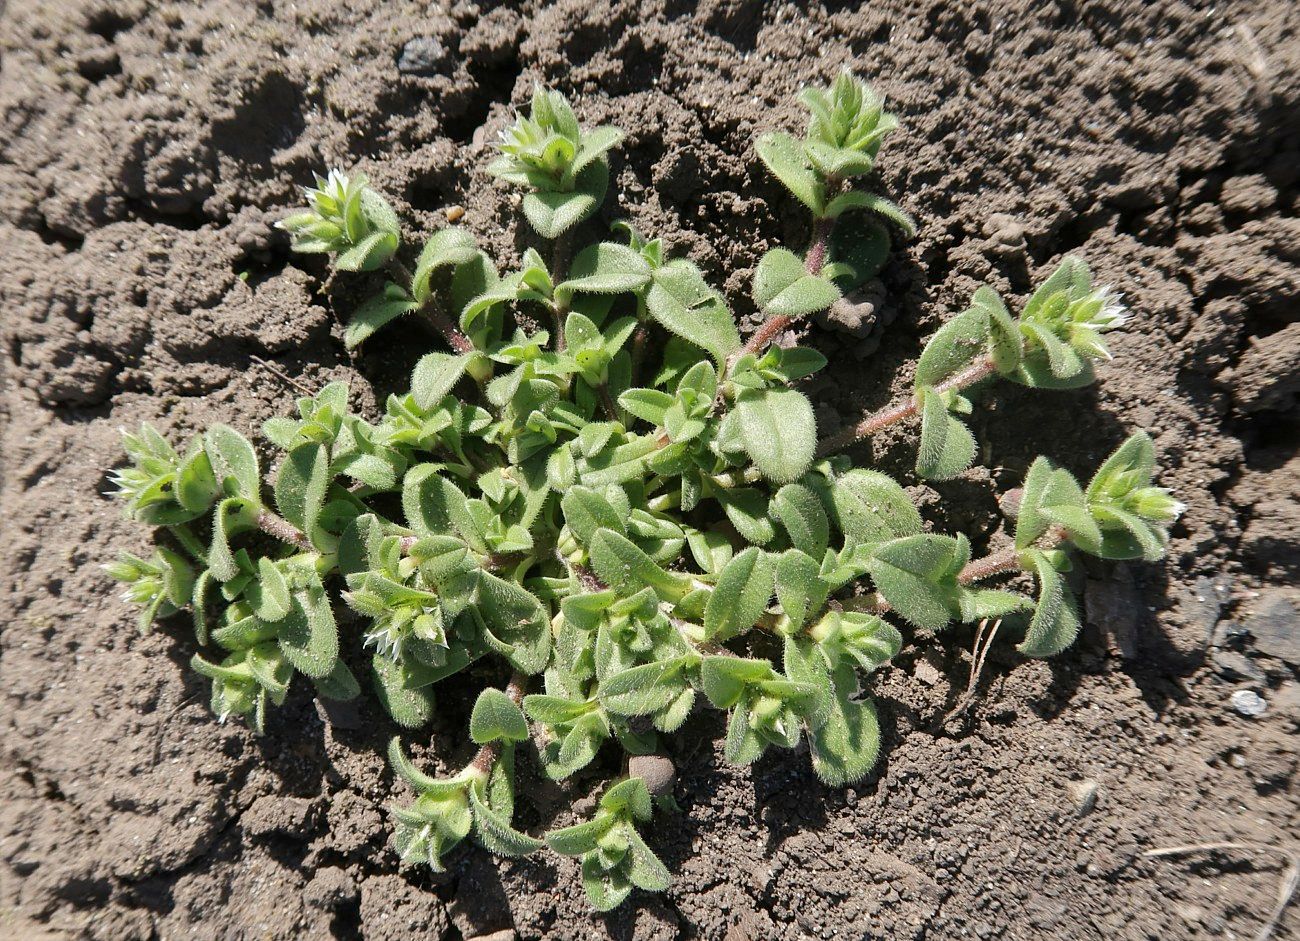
[107,75,1181,910]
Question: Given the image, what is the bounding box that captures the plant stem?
[168,523,210,562]
[838,527,1065,619]
[596,383,622,423]
[257,509,314,551]
[385,257,474,354]
[738,179,842,359]
[257,505,520,570]
[956,543,1023,585]
[466,672,529,775]
[816,353,999,456]
[629,319,650,387]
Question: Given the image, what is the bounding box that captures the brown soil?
[1,1,1298,939]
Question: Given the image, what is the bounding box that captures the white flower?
[1092,286,1128,331]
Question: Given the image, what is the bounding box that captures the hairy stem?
[466,672,529,775]
[957,543,1024,585]
[168,523,210,562]
[550,231,573,353]
[386,257,474,354]
[596,382,622,423]
[257,505,519,570]
[838,527,1065,619]
[816,354,999,456]
[629,319,650,387]
[739,179,842,359]
[257,509,314,552]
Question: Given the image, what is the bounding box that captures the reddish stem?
[257,509,314,551]
[466,673,529,775]
[739,186,841,360]
[816,354,999,456]
[386,256,474,353]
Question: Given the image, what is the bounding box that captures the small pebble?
[628,754,676,797]
[445,205,466,223]
[397,36,447,75]
[1230,689,1267,718]
[1068,779,1100,817]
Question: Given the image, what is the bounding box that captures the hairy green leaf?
[470,688,530,744]
[205,425,261,501]
[277,587,339,678]
[704,547,775,642]
[274,442,330,541]
[372,655,436,728]
[809,663,881,786]
[1018,549,1081,657]
[735,387,817,484]
[772,483,829,559]
[916,388,977,481]
[755,131,824,213]
[752,248,840,318]
[645,259,741,363]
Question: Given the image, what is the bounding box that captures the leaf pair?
[547,778,668,911]
[389,737,539,871]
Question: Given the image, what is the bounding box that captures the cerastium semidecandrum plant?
[107,75,1182,910]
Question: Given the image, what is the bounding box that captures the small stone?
[1210,620,1250,649]
[397,37,448,75]
[998,487,1024,520]
[1068,780,1099,817]
[1187,576,1230,640]
[1243,591,1300,664]
[445,205,466,223]
[983,213,1026,255]
[304,867,358,910]
[1210,649,1264,684]
[628,754,676,798]
[914,658,942,687]
[1230,689,1267,718]
[816,280,884,339]
[1229,752,1248,769]
[467,931,516,941]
